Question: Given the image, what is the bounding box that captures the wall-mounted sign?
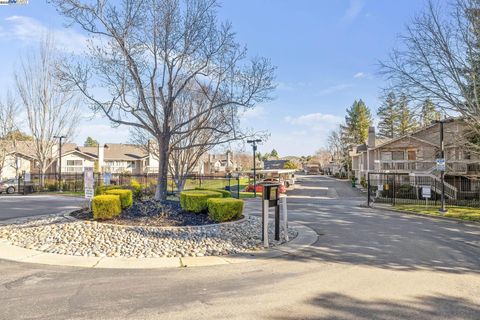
[436,158,446,171]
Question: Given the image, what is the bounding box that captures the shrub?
[92,195,122,220]
[105,189,133,208]
[360,176,367,188]
[95,185,121,196]
[195,187,231,198]
[180,190,222,213]
[207,198,244,222]
[130,179,143,199]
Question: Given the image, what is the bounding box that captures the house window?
[392,151,404,161]
[407,150,416,161]
[66,160,83,166]
[381,152,392,161]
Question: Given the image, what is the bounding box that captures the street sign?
[84,167,94,200]
[422,186,431,199]
[436,158,446,171]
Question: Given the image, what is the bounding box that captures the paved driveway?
[1,176,480,319]
[0,195,86,222]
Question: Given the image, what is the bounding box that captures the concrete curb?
[371,204,480,227]
[0,222,318,269]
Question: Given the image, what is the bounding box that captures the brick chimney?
[368,126,376,148]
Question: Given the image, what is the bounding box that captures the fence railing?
[367,172,480,207]
[17,173,249,198]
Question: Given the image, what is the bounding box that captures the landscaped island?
[0,181,296,259]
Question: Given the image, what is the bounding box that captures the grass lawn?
[239,192,262,199]
[394,205,480,222]
[39,191,84,197]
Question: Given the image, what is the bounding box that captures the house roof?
[103,144,148,161]
[4,140,37,159]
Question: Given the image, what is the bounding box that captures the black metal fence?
[367,172,480,207]
[16,172,247,198]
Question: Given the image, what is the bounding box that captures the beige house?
[57,143,153,174]
[351,118,480,199]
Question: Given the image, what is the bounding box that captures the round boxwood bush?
[180,190,223,213]
[92,195,122,220]
[207,198,244,222]
[105,189,133,208]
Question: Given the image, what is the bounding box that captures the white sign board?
[103,172,111,186]
[378,184,384,191]
[436,158,446,171]
[422,186,431,199]
[24,172,31,182]
[84,167,94,199]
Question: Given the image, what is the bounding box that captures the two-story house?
[351,118,480,199]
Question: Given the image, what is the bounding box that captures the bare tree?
[53,0,275,200]
[15,36,80,186]
[380,0,480,148]
[0,91,19,178]
[314,148,332,168]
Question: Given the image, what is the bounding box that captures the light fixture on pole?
[434,118,454,213]
[54,135,66,192]
[247,139,262,197]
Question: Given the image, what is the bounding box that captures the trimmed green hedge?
[95,185,121,196]
[105,189,133,208]
[92,195,122,220]
[130,179,143,199]
[180,190,223,213]
[195,187,231,198]
[207,198,244,222]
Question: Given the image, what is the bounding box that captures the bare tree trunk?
[155,137,169,201]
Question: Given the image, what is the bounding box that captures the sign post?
[261,183,282,247]
[84,167,94,209]
[422,185,431,206]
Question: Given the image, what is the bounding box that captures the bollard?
[281,195,289,241]
[262,198,269,247]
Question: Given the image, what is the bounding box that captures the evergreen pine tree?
[420,99,441,127]
[397,96,417,135]
[344,99,373,144]
[377,92,399,139]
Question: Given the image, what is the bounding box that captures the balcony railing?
[375,160,471,174]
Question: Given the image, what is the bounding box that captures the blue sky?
[0,0,425,156]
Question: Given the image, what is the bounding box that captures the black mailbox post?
[262,183,281,246]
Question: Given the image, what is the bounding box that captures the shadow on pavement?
[272,292,480,320]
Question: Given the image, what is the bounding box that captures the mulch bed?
[71,198,220,227]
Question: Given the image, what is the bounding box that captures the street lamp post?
[54,135,66,192]
[247,139,262,197]
[435,118,454,213]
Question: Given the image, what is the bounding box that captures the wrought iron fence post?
[367,172,370,207]
[392,173,396,206]
[237,175,240,199]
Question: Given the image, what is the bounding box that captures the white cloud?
[353,72,366,78]
[0,15,90,53]
[317,83,353,96]
[241,106,266,120]
[342,0,365,22]
[285,113,342,126]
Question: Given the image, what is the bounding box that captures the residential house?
[351,119,480,199]
[0,141,37,180]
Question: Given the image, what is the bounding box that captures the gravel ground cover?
[0,215,297,258]
[72,199,219,227]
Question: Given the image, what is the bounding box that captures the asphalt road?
[1,175,480,319]
[0,195,87,221]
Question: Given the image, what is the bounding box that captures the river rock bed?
[0,215,297,258]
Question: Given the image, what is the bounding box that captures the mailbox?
[261,183,281,245]
[263,183,279,207]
